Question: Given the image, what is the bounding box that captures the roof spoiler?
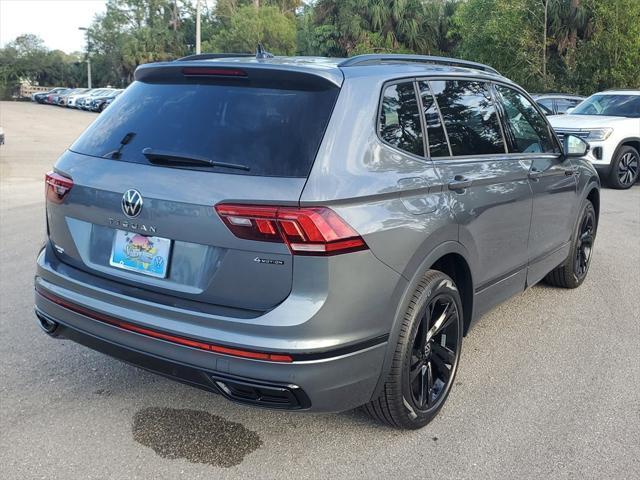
[135,62,343,89]
[339,54,499,75]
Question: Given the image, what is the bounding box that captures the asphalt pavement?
[1,101,638,479]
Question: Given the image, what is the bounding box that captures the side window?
[537,102,553,115]
[379,82,424,157]
[418,81,450,157]
[556,98,578,114]
[430,80,506,156]
[495,85,557,154]
[537,98,554,112]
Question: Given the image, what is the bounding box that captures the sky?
[0,0,107,53]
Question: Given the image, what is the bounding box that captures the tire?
[365,270,463,429]
[544,200,596,289]
[608,145,639,189]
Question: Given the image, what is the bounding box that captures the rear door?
[47,71,340,312]
[420,79,533,315]
[493,84,578,285]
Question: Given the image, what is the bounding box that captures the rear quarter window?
[378,82,424,157]
[70,80,339,177]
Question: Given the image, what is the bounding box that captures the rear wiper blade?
[105,132,136,159]
[142,148,250,171]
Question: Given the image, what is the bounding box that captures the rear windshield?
[70,80,339,177]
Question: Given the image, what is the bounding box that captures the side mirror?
[565,107,575,114]
[563,134,590,158]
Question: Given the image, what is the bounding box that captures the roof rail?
[176,53,253,62]
[338,54,499,75]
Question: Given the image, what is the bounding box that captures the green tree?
[366,0,429,51]
[453,0,545,90]
[0,34,85,98]
[422,0,462,55]
[2,0,638,99]
[299,0,461,57]
[88,0,191,85]
[205,5,297,55]
[574,0,640,91]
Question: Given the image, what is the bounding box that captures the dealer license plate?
[109,230,171,278]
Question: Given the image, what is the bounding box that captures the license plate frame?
[109,230,172,278]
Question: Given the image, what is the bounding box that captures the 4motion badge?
[254,257,285,266]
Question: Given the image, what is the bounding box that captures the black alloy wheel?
[544,200,597,289]
[574,206,595,280]
[409,295,460,411]
[364,270,463,429]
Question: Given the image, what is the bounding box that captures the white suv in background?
[549,90,640,189]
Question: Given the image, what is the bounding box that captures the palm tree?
[548,0,593,67]
[421,0,461,55]
[365,0,427,51]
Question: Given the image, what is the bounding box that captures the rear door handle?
[564,168,577,176]
[448,176,472,191]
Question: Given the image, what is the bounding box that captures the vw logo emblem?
[122,189,143,218]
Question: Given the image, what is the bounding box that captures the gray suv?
[35,54,600,429]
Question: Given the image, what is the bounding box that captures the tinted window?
[537,98,554,111]
[379,82,424,156]
[430,80,505,156]
[70,81,339,177]
[572,94,640,118]
[536,102,553,115]
[555,98,580,113]
[418,81,450,157]
[495,85,557,154]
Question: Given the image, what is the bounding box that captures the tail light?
[215,204,368,256]
[45,171,73,204]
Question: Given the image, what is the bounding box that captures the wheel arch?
[586,185,600,223]
[430,253,474,336]
[618,137,640,154]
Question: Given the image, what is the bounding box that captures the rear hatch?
[46,62,341,312]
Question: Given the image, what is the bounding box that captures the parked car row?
[32,87,123,112]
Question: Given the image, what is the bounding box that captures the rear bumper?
[35,307,312,409]
[34,244,399,412]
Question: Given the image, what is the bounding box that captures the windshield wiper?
[105,132,136,159]
[142,148,250,171]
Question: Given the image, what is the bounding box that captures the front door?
[493,85,578,286]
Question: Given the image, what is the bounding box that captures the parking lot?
[1,101,639,479]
